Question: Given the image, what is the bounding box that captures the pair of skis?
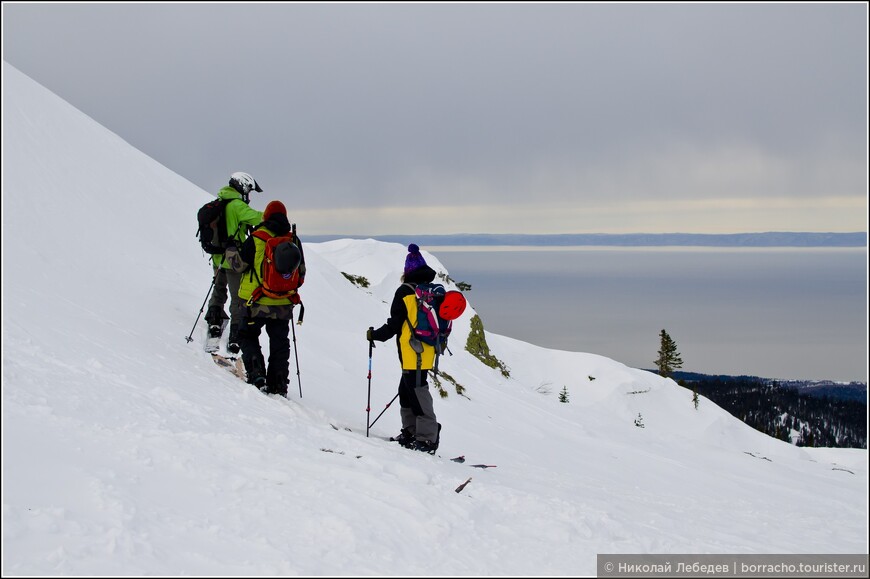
[316,448,490,467]
[331,425,497,470]
[206,321,249,382]
[208,334,497,474]
[448,455,497,470]
[211,352,246,381]
[318,448,485,494]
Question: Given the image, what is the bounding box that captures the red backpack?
[249,229,303,301]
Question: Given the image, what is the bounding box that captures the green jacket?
[211,186,263,269]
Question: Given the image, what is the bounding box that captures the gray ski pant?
[398,370,439,443]
[207,267,244,331]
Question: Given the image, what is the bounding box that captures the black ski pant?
[239,316,290,394]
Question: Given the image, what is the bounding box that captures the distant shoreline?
[304,232,867,248]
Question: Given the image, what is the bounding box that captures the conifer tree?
[465,315,510,377]
[559,386,570,403]
[654,329,683,378]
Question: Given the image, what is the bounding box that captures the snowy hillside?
[2,62,867,575]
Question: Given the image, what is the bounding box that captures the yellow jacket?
[370,265,439,371]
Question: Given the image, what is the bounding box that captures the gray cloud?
[3,2,866,233]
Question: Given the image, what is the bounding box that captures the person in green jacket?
[205,172,264,354]
[237,200,305,396]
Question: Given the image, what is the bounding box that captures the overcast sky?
[3,2,867,235]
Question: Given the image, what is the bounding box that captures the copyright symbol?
[605,562,614,572]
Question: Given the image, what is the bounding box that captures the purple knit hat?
[404,243,427,274]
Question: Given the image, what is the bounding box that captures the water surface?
[433,247,867,382]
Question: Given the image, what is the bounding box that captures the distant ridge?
[305,232,867,247]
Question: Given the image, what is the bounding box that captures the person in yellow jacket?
[237,200,305,396]
[368,244,441,453]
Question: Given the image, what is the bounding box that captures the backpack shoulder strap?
[244,229,271,295]
[252,229,272,242]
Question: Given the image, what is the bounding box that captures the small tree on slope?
[465,314,510,378]
[654,329,683,378]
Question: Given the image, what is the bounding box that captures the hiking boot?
[208,324,223,339]
[265,381,288,397]
[411,439,437,454]
[227,326,241,354]
[393,429,414,448]
[206,307,226,329]
[249,375,266,391]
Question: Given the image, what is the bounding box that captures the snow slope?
[2,62,866,576]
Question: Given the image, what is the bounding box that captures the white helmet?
[229,172,262,196]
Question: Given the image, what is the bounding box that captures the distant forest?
[674,375,866,449]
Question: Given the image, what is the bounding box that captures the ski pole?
[366,331,374,437]
[185,254,226,343]
[291,306,303,398]
[368,392,399,431]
